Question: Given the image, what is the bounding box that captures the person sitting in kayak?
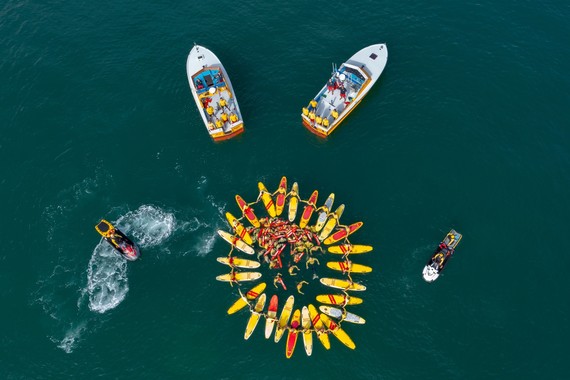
[274,273,286,290]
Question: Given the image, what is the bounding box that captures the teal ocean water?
[1,0,569,378]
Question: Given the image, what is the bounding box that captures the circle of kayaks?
[216,177,375,358]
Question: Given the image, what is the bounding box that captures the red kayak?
[285,309,301,358]
[323,222,363,245]
[275,176,287,216]
[299,190,318,229]
[235,195,260,228]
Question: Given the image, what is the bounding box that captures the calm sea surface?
[1,0,569,378]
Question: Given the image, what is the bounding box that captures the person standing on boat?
[339,86,347,100]
[327,78,335,93]
[309,99,317,111]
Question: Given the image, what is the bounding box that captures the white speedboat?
[301,44,388,137]
[186,44,244,141]
[422,230,462,283]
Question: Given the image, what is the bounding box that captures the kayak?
[301,306,313,356]
[217,230,255,255]
[244,293,266,340]
[327,244,373,255]
[307,304,330,349]
[319,313,356,349]
[235,195,260,228]
[275,295,294,343]
[422,229,463,283]
[316,294,363,306]
[264,295,279,339]
[323,222,363,245]
[258,182,276,218]
[319,305,366,324]
[275,176,287,216]
[320,277,366,291]
[318,204,345,241]
[288,182,299,222]
[216,256,260,269]
[315,193,335,232]
[225,212,253,245]
[327,261,372,273]
[227,282,266,314]
[285,309,301,358]
[216,272,261,282]
[95,219,140,261]
[299,190,318,229]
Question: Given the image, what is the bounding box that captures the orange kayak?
[235,194,260,228]
[299,190,318,229]
[285,309,301,358]
[323,222,363,245]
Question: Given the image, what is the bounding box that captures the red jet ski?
[95,219,140,261]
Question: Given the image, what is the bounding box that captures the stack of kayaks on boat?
[215,176,375,357]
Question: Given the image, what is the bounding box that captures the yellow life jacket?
[219,98,227,107]
[215,120,223,128]
[221,113,228,122]
[315,116,322,125]
[230,113,238,123]
[331,110,339,119]
[322,118,330,127]
[206,106,214,115]
[302,107,309,116]
[309,112,315,121]
[310,100,317,108]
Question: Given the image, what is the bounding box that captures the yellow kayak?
[315,193,335,232]
[301,306,313,356]
[285,309,301,358]
[319,313,356,349]
[258,182,276,218]
[217,230,255,255]
[307,304,330,349]
[327,244,373,255]
[216,257,260,269]
[274,295,294,343]
[274,176,287,216]
[288,182,299,223]
[326,261,373,273]
[299,190,318,228]
[316,294,363,306]
[227,283,266,315]
[225,212,253,245]
[244,293,266,340]
[319,277,367,291]
[318,204,345,241]
[216,272,261,282]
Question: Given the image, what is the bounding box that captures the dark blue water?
[1,0,569,378]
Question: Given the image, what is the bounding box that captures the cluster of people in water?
[247,217,323,294]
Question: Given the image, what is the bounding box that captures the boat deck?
[192,66,242,135]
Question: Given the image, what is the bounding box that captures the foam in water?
[86,204,176,313]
